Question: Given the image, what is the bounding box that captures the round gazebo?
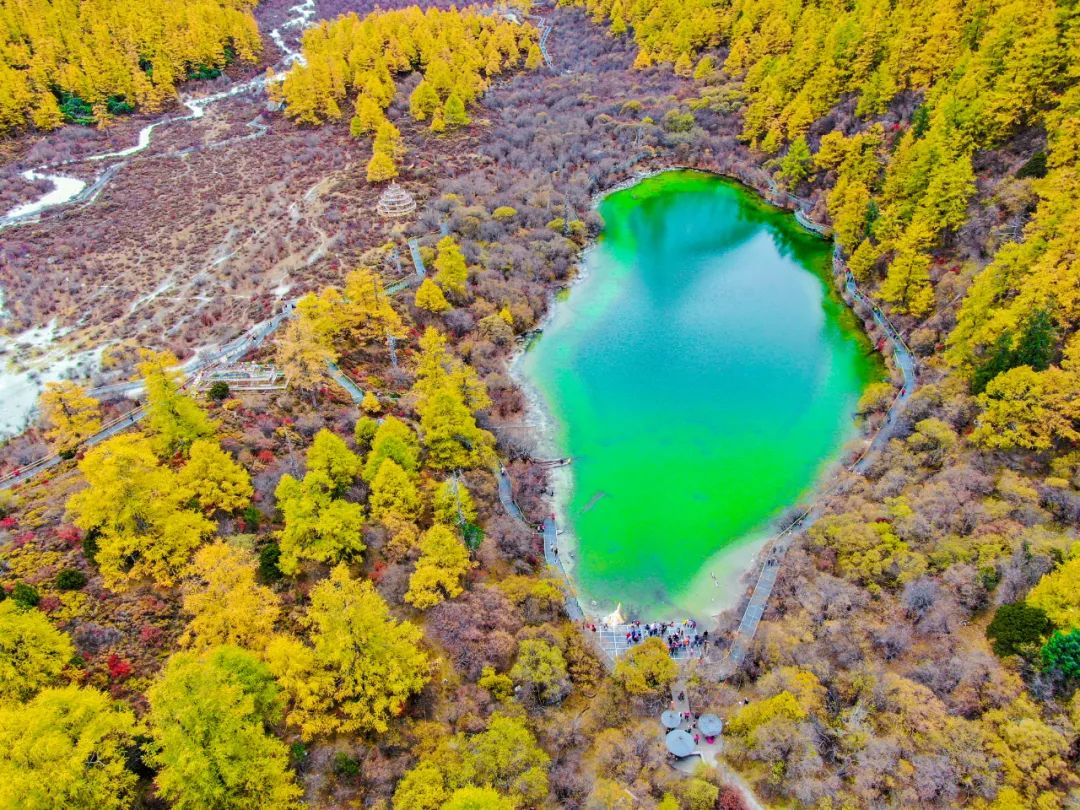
[698,714,723,739]
[376,182,417,218]
[661,710,682,729]
[665,729,696,759]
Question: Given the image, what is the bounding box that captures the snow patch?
[0,321,101,438]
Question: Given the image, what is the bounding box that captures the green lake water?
[519,170,878,620]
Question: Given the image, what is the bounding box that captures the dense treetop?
[0,0,261,133]
[275,6,538,178]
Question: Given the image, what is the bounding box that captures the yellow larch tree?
[266,565,429,739]
[276,305,337,397]
[146,646,303,810]
[274,471,366,575]
[342,266,406,346]
[0,601,75,703]
[369,458,422,522]
[415,277,452,313]
[305,428,362,495]
[38,381,102,454]
[433,236,470,299]
[0,685,137,810]
[67,433,215,589]
[175,438,252,513]
[180,542,282,652]
[362,415,420,481]
[405,524,474,609]
[137,349,216,457]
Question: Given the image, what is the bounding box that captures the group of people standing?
[583,617,711,659]
[657,619,709,656]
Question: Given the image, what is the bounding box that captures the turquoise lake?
[519,170,878,620]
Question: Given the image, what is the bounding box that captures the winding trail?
[0,0,316,230]
[407,238,427,277]
[326,362,366,403]
[0,298,297,490]
[0,266,420,490]
[496,468,587,620]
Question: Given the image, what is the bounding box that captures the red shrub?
[56,524,82,546]
[718,787,748,810]
[106,654,133,681]
[139,625,164,647]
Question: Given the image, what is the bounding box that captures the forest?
[0,0,262,132]
[0,0,1078,807]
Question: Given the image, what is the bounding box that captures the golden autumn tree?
[0,685,137,810]
[1026,556,1080,630]
[362,416,420,481]
[392,714,550,808]
[612,637,678,696]
[175,439,252,513]
[361,390,382,415]
[443,787,517,810]
[38,381,102,454]
[418,385,496,470]
[410,328,495,470]
[67,434,215,589]
[410,79,440,121]
[405,524,474,609]
[306,428,363,495]
[369,458,422,522]
[137,350,216,457]
[972,366,1080,452]
[146,646,303,810]
[0,0,261,135]
[415,277,452,313]
[266,565,429,739]
[433,236,469,298]
[432,477,477,526]
[274,471,366,575]
[0,601,74,703]
[342,266,406,346]
[276,303,336,397]
[367,149,398,183]
[180,542,281,652]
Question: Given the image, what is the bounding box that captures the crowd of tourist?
[585,618,710,658]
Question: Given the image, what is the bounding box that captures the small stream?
[0,0,316,228]
[0,0,318,438]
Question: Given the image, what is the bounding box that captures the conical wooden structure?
[376,182,416,218]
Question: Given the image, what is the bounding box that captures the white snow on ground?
[0,321,104,438]
[5,170,88,220]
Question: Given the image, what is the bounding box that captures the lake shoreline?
[515,166,883,624]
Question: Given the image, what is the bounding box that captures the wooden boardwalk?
[716,242,918,678]
[406,237,427,277]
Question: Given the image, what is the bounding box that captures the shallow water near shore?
[519,170,877,620]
